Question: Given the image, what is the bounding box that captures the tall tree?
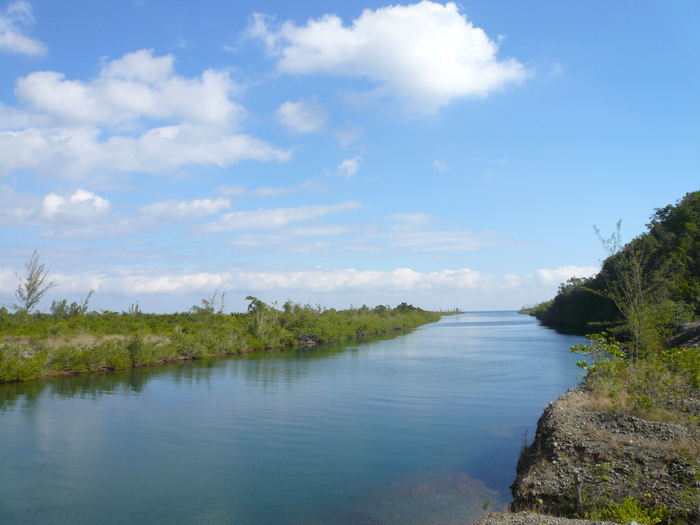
[11,251,58,313]
[595,222,667,360]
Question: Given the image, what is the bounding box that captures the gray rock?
[510,387,700,523]
[668,321,700,348]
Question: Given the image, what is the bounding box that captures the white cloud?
[549,63,563,79]
[277,98,329,133]
[333,123,363,148]
[15,49,244,128]
[228,225,354,248]
[67,266,489,296]
[0,184,37,224]
[229,267,489,292]
[203,201,363,232]
[362,213,498,252]
[387,230,496,252]
[250,186,299,198]
[250,1,529,113]
[216,180,318,199]
[0,0,47,56]
[334,156,361,177]
[0,49,291,179]
[213,210,498,255]
[434,160,449,172]
[216,184,248,197]
[140,197,230,222]
[0,124,290,178]
[0,102,51,130]
[533,265,598,287]
[38,189,111,224]
[0,262,601,312]
[0,187,111,226]
[500,265,600,295]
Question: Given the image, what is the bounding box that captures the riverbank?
[0,301,441,383]
[509,386,700,523]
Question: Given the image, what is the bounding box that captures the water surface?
[0,312,585,524]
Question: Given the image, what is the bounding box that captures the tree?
[190,289,226,315]
[595,222,667,360]
[11,251,58,313]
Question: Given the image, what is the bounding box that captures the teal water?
[0,312,585,525]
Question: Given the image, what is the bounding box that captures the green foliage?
[659,346,700,389]
[571,332,625,373]
[587,496,668,525]
[518,299,553,317]
[580,344,700,425]
[190,290,225,315]
[534,191,700,356]
[0,298,440,383]
[9,251,58,313]
[0,342,46,381]
[50,289,94,319]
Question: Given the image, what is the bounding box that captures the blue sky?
[1,0,699,313]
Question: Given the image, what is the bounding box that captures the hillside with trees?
[513,192,700,522]
[526,190,700,354]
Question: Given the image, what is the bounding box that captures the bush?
[587,496,668,525]
[0,342,47,381]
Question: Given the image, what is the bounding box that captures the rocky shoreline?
[501,387,699,523]
[474,511,616,525]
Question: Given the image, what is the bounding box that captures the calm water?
[0,312,584,525]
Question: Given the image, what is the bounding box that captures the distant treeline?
[522,190,700,353]
[0,297,441,383]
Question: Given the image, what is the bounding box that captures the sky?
[0,0,699,314]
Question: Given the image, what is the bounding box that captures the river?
[0,311,585,525]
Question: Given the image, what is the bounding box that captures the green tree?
[190,289,225,315]
[10,251,58,313]
[595,222,667,359]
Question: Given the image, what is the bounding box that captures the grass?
[580,347,700,427]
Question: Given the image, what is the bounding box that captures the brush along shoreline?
[0,304,442,383]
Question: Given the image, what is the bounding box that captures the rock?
[668,321,700,348]
[510,387,700,523]
[473,510,617,525]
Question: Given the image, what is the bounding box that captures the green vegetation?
[518,300,552,317]
[519,190,700,523]
[0,296,440,383]
[536,332,700,524]
[574,334,700,426]
[524,190,700,357]
[587,496,669,525]
[9,250,58,313]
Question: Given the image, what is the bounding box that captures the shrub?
[587,496,668,525]
[0,342,47,381]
